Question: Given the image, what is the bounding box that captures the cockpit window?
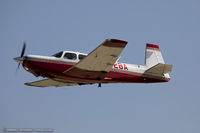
[52,51,63,58]
[64,53,77,60]
[78,54,87,60]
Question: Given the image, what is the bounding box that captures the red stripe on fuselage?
[28,58,74,72]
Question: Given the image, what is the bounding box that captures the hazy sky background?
[1,0,200,133]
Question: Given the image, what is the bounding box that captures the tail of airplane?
[145,43,172,76]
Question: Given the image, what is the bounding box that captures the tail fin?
[145,43,172,77]
[145,43,165,68]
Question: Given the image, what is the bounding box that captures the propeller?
[15,41,26,70]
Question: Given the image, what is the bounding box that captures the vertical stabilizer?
[145,43,165,68]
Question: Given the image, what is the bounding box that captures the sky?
[0,0,200,133]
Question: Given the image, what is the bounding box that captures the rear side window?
[64,53,77,60]
[52,51,63,58]
[78,54,86,60]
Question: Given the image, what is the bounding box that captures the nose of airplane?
[13,57,24,64]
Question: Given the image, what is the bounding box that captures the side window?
[52,52,63,58]
[78,54,86,60]
[64,53,77,60]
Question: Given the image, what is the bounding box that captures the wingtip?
[24,83,30,86]
[108,39,128,44]
[104,39,127,48]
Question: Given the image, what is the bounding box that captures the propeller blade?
[20,41,26,58]
[17,63,20,69]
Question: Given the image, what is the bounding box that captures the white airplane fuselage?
[20,53,170,84]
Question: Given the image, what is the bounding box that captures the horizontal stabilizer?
[145,63,172,74]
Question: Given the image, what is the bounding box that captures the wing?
[25,79,81,87]
[64,39,127,80]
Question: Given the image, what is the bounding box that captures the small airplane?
[13,39,172,87]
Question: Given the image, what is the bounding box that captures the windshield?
[52,51,63,58]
